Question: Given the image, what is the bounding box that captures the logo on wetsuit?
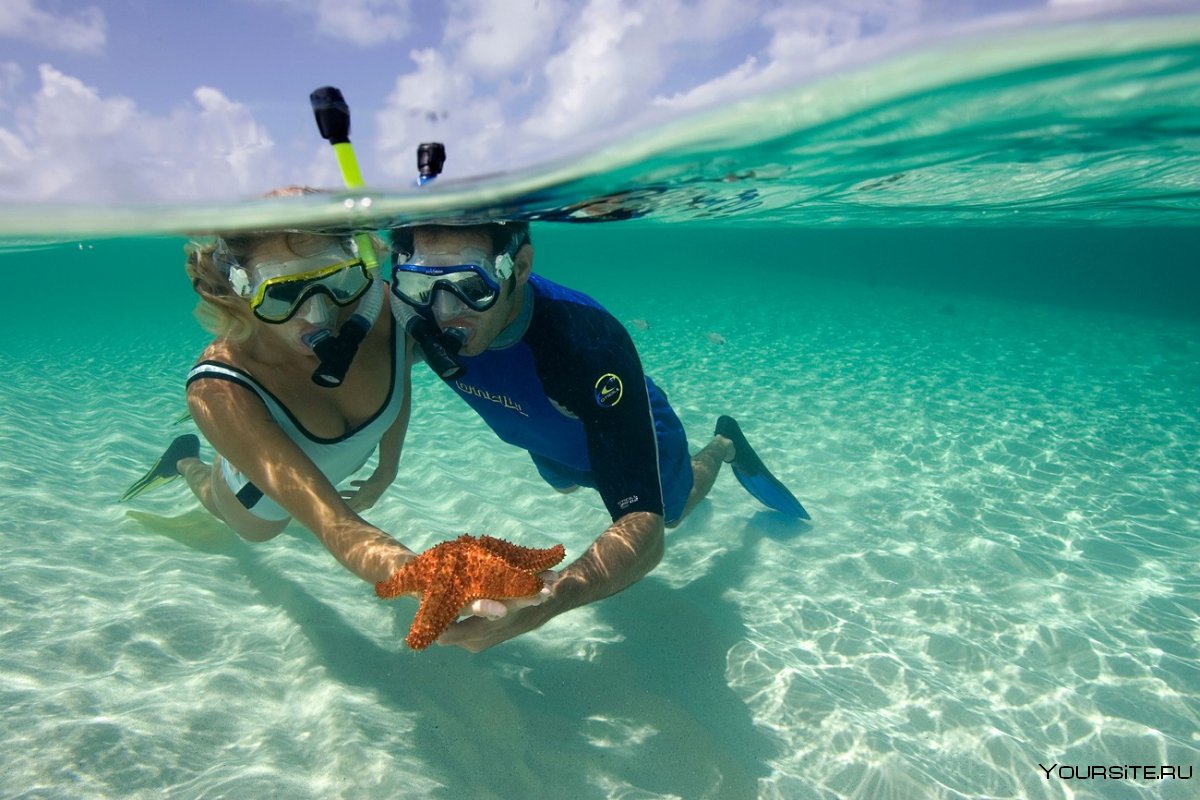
[594,373,624,408]
[455,380,529,416]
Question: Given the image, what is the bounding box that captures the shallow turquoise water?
[2,16,1200,800]
[2,226,1198,798]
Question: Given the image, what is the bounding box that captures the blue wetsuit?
[446,274,693,523]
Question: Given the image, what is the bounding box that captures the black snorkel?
[303,283,383,388]
[391,277,468,381]
[416,142,446,187]
[395,139,468,380]
[310,85,465,382]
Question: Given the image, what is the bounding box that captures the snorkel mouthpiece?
[389,293,465,380]
[305,325,364,388]
[303,280,384,388]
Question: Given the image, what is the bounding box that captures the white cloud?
[0,124,32,165]
[375,0,925,179]
[318,0,411,45]
[0,0,106,53]
[655,0,923,113]
[374,47,506,181]
[182,86,281,193]
[262,0,413,46]
[443,0,567,74]
[651,55,761,113]
[440,0,724,163]
[0,65,286,202]
[519,0,774,144]
[522,0,650,139]
[763,1,922,65]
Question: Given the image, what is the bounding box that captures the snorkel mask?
[218,237,371,323]
[391,228,527,313]
[215,235,383,388]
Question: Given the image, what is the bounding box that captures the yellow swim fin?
[120,434,199,501]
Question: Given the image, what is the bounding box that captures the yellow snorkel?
[295,86,387,388]
[309,87,378,273]
[310,85,465,381]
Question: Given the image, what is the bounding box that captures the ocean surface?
[2,14,1199,800]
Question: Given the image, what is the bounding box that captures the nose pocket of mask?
[297,293,336,325]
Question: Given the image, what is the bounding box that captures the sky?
[0,0,1156,204]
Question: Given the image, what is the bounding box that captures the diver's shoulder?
[195,338,237,367]
[529,273,608,314]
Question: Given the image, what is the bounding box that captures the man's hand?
[439,511,665,652]
[437,571,561,652]
[464,577,554,619]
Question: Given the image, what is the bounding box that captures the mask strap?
[493,253,514,281]
[212,238,253,297]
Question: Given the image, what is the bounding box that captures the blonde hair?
[186,233,280,341]
[185,185,388,340]
[186,230,385,340]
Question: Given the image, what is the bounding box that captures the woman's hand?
[341,469,394,512]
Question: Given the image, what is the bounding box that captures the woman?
[123,225,416,584]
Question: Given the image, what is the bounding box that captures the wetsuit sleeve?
[531,302,665,521]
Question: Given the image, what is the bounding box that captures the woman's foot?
[120,434,200,501]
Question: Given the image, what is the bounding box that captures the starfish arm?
[461,548,546,599]
[407,583,466,650]
[374,562,422,599]
[475,535,567,573]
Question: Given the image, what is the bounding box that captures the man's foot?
[120,434,200,501]
[715,416,810,519]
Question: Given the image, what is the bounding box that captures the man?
[389,221,807,651]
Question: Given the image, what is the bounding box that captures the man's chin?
[458,340,485,357]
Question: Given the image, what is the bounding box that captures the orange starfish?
[375,534,566,650]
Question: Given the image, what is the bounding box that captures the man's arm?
[439,299,669,651]
[551,511,665,609]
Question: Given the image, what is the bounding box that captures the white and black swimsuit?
[186,324,407,521]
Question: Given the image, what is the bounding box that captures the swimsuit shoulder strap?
[187,360,268,393]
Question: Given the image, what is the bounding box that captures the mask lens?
[391,263,500,311]
[252,259,371,323]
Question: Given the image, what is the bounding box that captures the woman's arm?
[187,378,413,583]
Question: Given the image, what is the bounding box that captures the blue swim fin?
[120,434,200,502]
[715,415,810,519]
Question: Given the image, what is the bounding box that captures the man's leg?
[668,434,734,528]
